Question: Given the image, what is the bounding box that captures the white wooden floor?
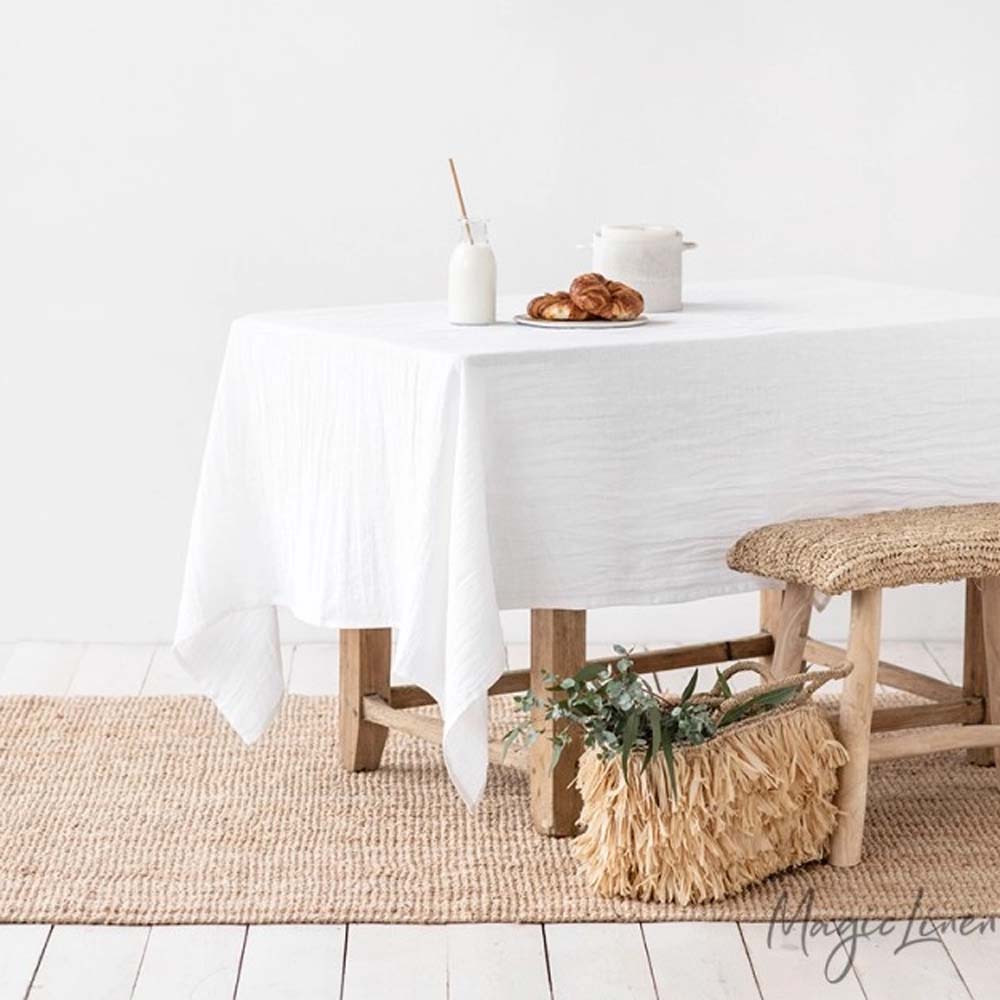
[0,639,986,999]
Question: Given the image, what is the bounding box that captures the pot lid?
[598,224,681,241]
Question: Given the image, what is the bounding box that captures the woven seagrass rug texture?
[1,693,998,924]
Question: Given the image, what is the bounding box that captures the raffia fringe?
[572,704,848,905]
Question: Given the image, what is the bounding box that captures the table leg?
[339,627,391,771]
[529,608,586,837]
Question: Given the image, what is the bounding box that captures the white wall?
[3,0,999,642]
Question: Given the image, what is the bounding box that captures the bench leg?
[339,627,391,771]
[759,589,783,669]
[530,609,586,836]
[830,587,882,867]
[964,580,994,766]
[770,583,813,679]
[979,578,1000,768]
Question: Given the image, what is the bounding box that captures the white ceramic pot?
[591,224,697,312]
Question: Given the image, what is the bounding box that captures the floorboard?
[236,924,345,999]
[132,925,245,1000]
[739,921,866,999]
[844,920,972,1000]
[545,923,656,1000]
[924,640,963,685]
[0,642,84,695]
[643,922,760,999]
[287,643,338,696]
[281,644,295,683]
[446,924,550,1000]
[69,643,155,696]
[340,925,447,1000]
[938,919,1000,1000]
[28,926,149,1000]
[141,646,198,695]
[0,925,49,1000]
[881,640,953,683]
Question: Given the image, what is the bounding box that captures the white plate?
[513,314,649,329]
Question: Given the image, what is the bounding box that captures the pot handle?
[683,241,698,251]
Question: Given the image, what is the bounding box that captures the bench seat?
[727,502,1000,595]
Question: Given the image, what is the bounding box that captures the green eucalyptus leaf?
[718,685,798,727]
[572,660,607,685]
[661,733,677,800]
[549,732,567,772]
[621,711,639,772]
[715,668,733,699]
[681,669,699,704]
[500,728,520,761]
[646,705,662,760]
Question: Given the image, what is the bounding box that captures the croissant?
[569,273,644,320]
[526,291,590,321]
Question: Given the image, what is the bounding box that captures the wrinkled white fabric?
[175,276,1000,807]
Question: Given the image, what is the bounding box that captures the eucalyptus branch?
[503,645,797,798]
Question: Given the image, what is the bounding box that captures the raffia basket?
[572,662,850,905]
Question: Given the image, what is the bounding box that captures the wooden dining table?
[174,276,1000,831]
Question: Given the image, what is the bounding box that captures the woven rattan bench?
[728,502,1000,867]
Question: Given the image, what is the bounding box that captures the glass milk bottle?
[448,219,496,325]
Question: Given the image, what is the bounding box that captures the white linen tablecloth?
[175,276,1000,807]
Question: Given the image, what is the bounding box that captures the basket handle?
[711,660,852,717]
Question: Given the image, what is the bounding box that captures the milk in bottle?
[448,219,496,325]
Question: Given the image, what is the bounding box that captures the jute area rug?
[1,693,998,924]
